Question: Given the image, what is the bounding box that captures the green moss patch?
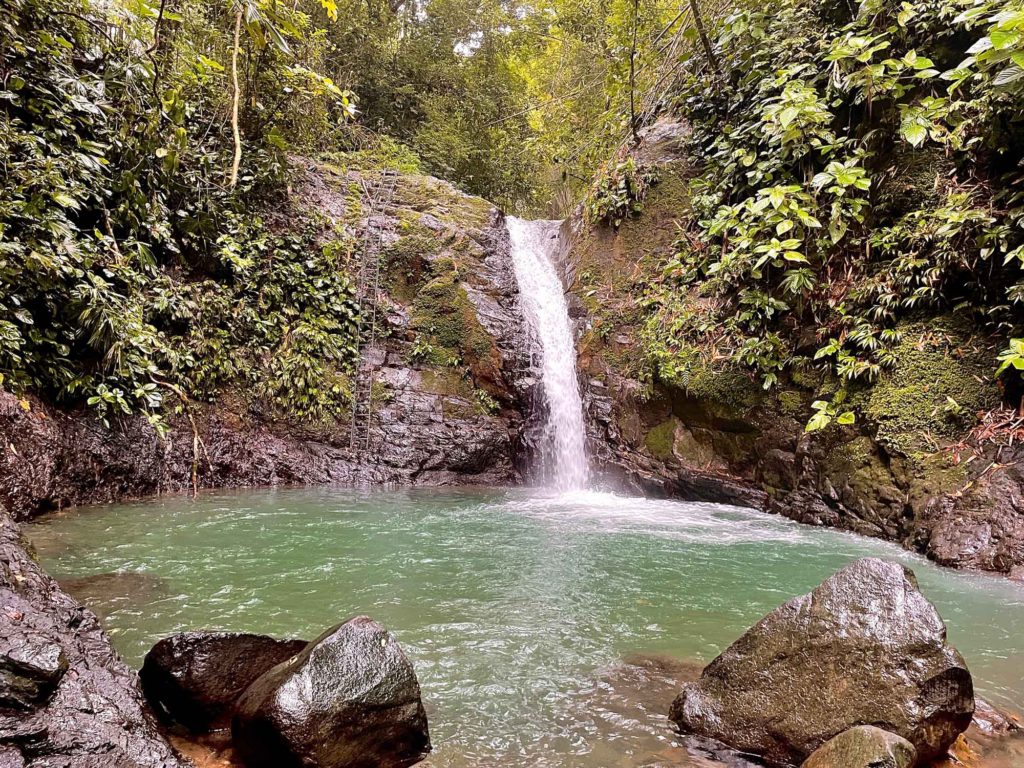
[654,341,763,417]
[383,231,442,304]
[410,267,495,368]
[858,321,998,454]
[776,390,805,416]
[393,176,493,231]
[614,167,690,257]
[419,369,472,398]
[645,418,679,461]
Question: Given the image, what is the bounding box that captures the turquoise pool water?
[27,487,1024,767]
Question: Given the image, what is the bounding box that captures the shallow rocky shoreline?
[0,510,186,767]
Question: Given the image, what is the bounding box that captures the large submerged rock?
[669,558,974,766]
[800,726,916,768]
[232,615,430,768]
[140,631,308,733]
[0,512,185,767]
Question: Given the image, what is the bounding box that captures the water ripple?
[26,486,1024,767]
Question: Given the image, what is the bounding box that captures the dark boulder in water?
[799,726,916,768]
[140,631,308,733]
[232,615,430,768]
[670,557,974,765]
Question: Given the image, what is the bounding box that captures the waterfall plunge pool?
[26,486,1024,767]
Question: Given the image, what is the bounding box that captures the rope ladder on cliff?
[349,169,399,454]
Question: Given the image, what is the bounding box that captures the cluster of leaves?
[0,0,358,429]
[160,218,361,421]
[645,0,1024,420]
[506,0,740,215]
[585,152,660,226]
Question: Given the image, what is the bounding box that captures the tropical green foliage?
[6,0,1024,438]
[645,0,1024,420]
[585,152,659,226]
[0,0,355,428]
[512,0,733,213]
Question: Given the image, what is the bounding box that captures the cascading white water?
[507,217,590,491]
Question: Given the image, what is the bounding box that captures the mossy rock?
[601,335,653,383]
[419,369,472,398]
[857,321,998,454]
[788,361,828,392]
[320,140,423,175]
[442,398,480,421]
[776,390,806,417]
[569,161,691,380]
[673,426,720,467]
[318,167,365,220]
[875,145,953,221]
[383,233,439,304]
[613,168,691,258]
[645,418,679,461]
[658,342,764,419]
[369,380,393,405]
[905,450,968,510]
[410,269,497,377]
[821,437,909,532]
[706,429,760,465]
[393,176,493,231]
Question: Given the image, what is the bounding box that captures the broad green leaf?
[805,411,831,433]
[993,64,1024,87]
[990,28,1018,50]
[901,122,928,146]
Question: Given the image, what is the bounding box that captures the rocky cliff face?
[0,160,533,520]
[0,510,186,766]
[3,146,1022,581]
[567,120,1024,579]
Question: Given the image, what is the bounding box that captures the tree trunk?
[688,0,719,76]
[229,6,243,188]
[629,0,640,144]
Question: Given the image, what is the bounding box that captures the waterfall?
[507,217,590,491]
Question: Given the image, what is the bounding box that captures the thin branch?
[629,0,640,145]
[146,0,169,103]
[51,10,117,46]
[688,0,720,76]
[229,6,243,188]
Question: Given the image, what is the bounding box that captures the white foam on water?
[489,489,811,544]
